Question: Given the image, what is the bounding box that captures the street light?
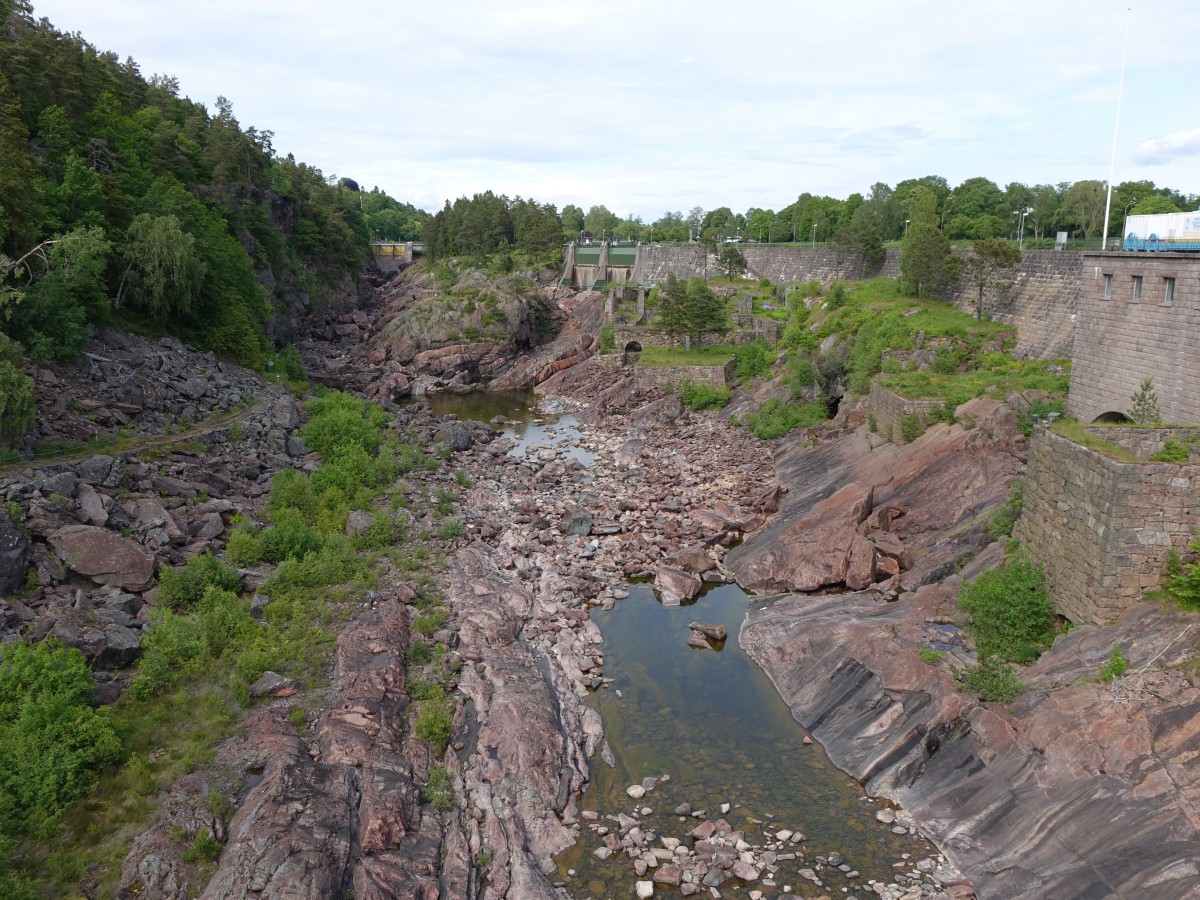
[1121,198,1137,248]
[811,223,817,248]
[940,200,953,229]
[904,219,911,238]
[1018,207,1033,251]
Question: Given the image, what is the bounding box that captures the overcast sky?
[28,0,1200,220]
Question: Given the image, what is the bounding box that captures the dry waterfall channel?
[430,390,970,900]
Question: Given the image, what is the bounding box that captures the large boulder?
[49,525,155,590]
[654,566,703,607]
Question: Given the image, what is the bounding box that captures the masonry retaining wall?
[1068,252,1200,425]
[1087,425,1200,461]
[633,247,1081,360]
[1016,427,1200,624]
[868,383,947,445]
[631,361,734,391]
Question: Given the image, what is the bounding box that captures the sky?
[27,0,1200,220]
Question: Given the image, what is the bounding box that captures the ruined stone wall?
[1087,425,1200,461]
[1017,427,1200,624]
[1068,252,1200,425]
[632,361,734,392]
[868,383,947,445]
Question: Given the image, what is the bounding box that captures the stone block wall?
[1087,425,1200,461]
[1068,252,1200,425]
[630,361,734,392]
[630,247,1081,360]
[869,383,947,444]
[1017,427,1200,624]
[942,250,1082,360]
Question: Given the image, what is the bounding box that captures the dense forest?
[0,0,426,379]
[563,177,1198,247]
[422,191,564,262]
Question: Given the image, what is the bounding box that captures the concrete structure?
[1068,252,1200,424]
[1017,426,1200,625]
[371,242,412,272]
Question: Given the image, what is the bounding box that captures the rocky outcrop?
[741,587,1200,899]
[734,410,1200,899]
[726,416,1024,594]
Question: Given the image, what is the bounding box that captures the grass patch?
[1048,419,1138,463]
[880,356,1070,406]
[740,399,828,440]
[681,381,731,411]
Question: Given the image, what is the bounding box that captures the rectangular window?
[1104,274,1113,298]
[1164,277,1175,305]
[1132,275,1143,300]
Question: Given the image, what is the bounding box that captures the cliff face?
[732,405,1200,899]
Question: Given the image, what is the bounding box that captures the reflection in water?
[408,389,594,466]
[556,583,933,896]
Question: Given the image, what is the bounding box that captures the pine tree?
[1128,377,1161,424]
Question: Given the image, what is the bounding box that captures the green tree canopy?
[117,213,205,322]
[966,237,1022,321]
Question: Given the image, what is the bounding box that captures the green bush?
[1166,536,1200,610]
[274,345,307,384]
[989,480,1024,540]
[598,323,615,353]
[960,656,1025,702]
[680,380,731,411]
[1151,439,1189,463]
[1100,644,1128,682]
[741,398,827,440]
[157,553,243,612]
[422,764,455,812]
[825,283,847,309]
[435,519,465,540]
[958,556,1054,663]
[181,829,223,863]
[0,640,122,841]
[899,412,924,444]
[415,687,455,755]
[732,340,773,381]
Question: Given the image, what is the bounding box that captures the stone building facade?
[1068,252,1200,424]
[1016,426,1200,624]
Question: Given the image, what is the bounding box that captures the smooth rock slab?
[50,524,155,590]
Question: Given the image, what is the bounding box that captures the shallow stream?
[426,389,936,897]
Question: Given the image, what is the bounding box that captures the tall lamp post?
[1018,207,1033,251]
[1121,198,1137,248]
[904,219,911,238]
[811,223,817,248]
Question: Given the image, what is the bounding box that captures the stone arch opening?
[623,341,643,366]
[1092,411,1131,424]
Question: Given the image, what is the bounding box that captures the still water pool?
[553,582,934,897]
[423,390,933,896]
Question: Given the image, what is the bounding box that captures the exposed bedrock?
[732,405,1200,899]
[726,398,1025,595]
[741,590,1200,899]
[450,544,593,900]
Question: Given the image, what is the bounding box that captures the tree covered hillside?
[0,0,426,373]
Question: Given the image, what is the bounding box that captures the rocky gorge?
[2,262,1198,899]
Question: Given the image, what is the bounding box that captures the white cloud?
[25,0,1200,216]
[1134,128,1200,165]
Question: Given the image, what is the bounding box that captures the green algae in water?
[555,582,934,896]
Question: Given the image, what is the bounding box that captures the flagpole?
[1101,8,1132,250]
